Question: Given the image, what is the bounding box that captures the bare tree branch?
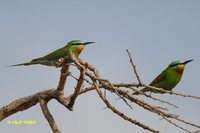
[77,58,163,132]
[66,54,86,110]
[94,81,160,133]
[39,97,61,133]
[1,50,199,133]
[57,62,70,94]
[0,89,55,121]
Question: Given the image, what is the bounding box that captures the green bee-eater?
[133,60,193,95]
[11,40,95,67]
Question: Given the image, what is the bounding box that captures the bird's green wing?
[32,47,69,62]
[133,68,169,95]
[149,69,167,86]
[10,46,71,67]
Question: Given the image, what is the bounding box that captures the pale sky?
[0,0,200,133]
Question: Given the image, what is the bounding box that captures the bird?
[132,60,193,95]
[10,40,95,67]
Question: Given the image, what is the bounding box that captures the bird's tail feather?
[9,57,44,67]
[132,87,150,95]
[9,61,38,67]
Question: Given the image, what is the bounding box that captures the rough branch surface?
[1,50,200,133]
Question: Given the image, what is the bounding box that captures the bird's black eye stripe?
[170,63,182,67]
[72,43,81,46]
[170,64,177,67]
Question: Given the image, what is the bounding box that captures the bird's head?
[66,40,95,57]
[168,60,194,74]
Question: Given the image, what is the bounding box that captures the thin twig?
[115,89,178,118]
[126,49,142,85]
[163,117,191,133]
[129,87,179,109]
[144,84,200,100]
[175,117,200,128]
[70,73,92,85]
[193,130,200,133]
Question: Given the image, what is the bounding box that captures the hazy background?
[0,0,200,133]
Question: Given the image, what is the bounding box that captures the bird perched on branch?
[133,60,193,95]
[10,40,95,67]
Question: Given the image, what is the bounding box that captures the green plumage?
[11,40,94,67]
[133,60,193,95]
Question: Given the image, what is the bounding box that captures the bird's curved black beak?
[83,42,95,45]
[183,60,194,65]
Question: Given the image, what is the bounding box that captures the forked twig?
[1,50,199,133]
